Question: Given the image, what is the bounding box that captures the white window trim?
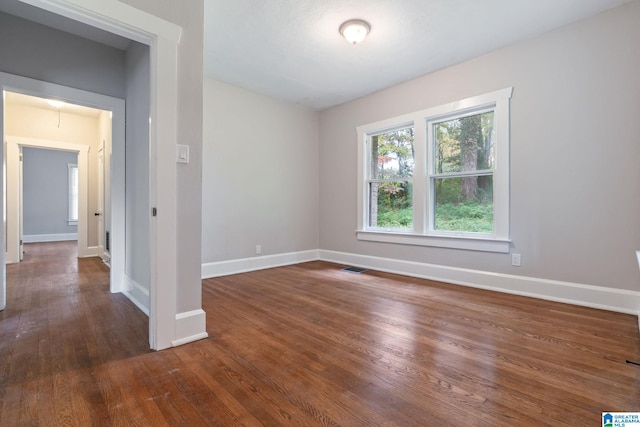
[68,163,78,225]
[356,87,513,253]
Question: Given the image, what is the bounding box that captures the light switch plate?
[176,144,189,164]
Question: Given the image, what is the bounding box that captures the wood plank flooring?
[1,242,639,426]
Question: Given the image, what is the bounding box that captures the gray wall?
[0,11,125,98]
[202,79,320,262]
[22,147,78,236]
[121,0,204,313]
[124,41,150,291]
[319,2,640,291]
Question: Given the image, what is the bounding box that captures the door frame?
[97,139,108,264]
[1,73,126,296]
[8,0,186,350]
[6,137,90,263]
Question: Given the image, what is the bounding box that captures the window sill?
[356,230,510,253]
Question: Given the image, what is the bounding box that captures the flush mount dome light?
[47,99,64,108]
[339,19,370,45]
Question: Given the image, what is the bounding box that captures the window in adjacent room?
[68,163,78,225]
[356,87,513,253]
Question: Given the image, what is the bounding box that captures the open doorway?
[22,147,80,249]
[0,0,207,350]
[4,91,111,265]
[1,74,126,303]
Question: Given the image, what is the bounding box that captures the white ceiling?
[0,0,632,112]
[203,0,632,110]
[6,92,104,118]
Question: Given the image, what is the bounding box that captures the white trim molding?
[356,230,511,253]
[83,246,99,258]
[172,309,208,347]
[6,136,90,261]
[637,251,640,331]
[202,250,320,278]
[1,74,126,295]
[122,275,149,316]
[23,233,78,243]
[201,249,640,322]
[319,250,640,316]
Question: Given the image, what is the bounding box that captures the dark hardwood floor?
[1,242,639,426]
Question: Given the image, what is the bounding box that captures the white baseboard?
[172,309,208,347]
[122,275,149,316]
[79,246,99,258]
[200,249,640,320]
[201,249,320,278]
[123,286,209,347]
[23,233,77,243]
[319,250,640,316]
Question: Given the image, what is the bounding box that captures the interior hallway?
[0,242,151,424]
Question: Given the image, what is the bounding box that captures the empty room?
[1,0,639,426]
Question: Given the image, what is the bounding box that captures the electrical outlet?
[256,245,262,255]
[511,253,521,267]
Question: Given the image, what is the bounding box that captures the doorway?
[0,0,205,351]
[4,92,111,264]
[21,147,80,252]
[1,74,126,299]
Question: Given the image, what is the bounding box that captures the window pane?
[434,111,494,174]
[369,181,412,229]
[434,175,493,232]
[69,166,78,221]
[370,127,414,180]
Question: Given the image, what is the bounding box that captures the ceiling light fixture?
[339,19,370,45]
[47,99,64,108]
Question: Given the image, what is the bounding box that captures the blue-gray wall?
[23,147,78,237]
[124,41,150,297]
[0,11,125,98]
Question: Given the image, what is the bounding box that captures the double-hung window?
[357,87,513,253]
[367,126,415,231]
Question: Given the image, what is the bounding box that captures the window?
[430,110,495,234]
[68,163,78,225]
[367,126,415,230]
[357,88,513,253]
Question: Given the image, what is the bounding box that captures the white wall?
[202,79,320,263]
[319,2,640,293]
